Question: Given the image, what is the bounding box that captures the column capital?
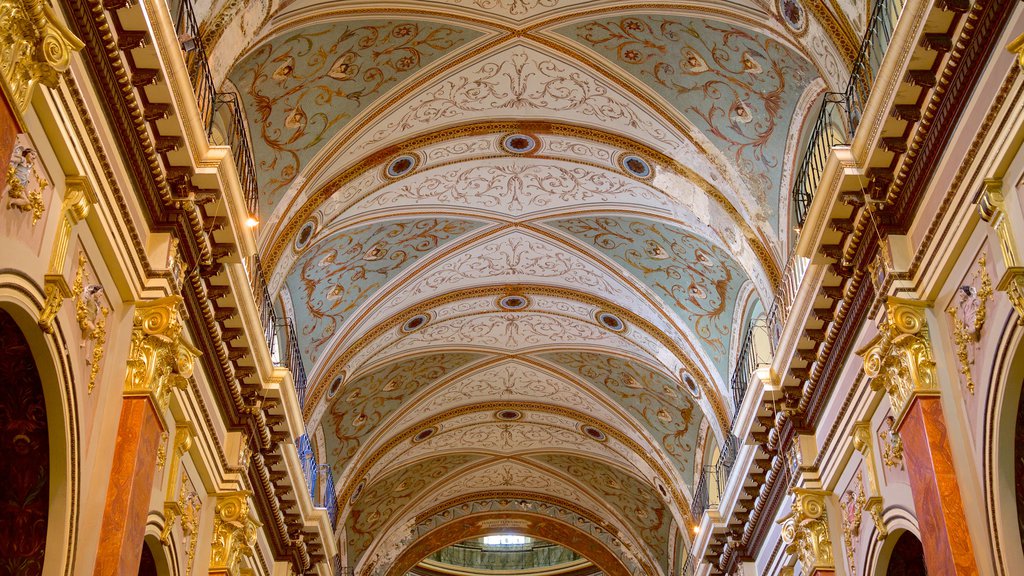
[123,296,199,420]
[0,0,84,115]
[862,298,938,427]
[778,488,835,576]
[210,491,261,576]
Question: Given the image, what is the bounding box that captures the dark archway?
[138,542,158,576]
[0,309,49,574]
[886,531,927,576]
[1016,373,1024,556]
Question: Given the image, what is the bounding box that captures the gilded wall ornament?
[839,471,865,575]
[123,295,199,413]
[946,254,992,394]
[778,488,835,576]
[4,143,46,224]
[38,178,92,333]
[210,491,261,576]
[0,0,83,114]
[851,422,888,540]
[71,252,108,393]
[976,180,1024,324]
[862,299,939,424]
[878,415,904,470]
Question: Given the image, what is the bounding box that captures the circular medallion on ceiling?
[619,154,653,179]
[294,219,316,251]
[401,313,430,333]
[657,481,668,497]
[501,133,538,155]
[349,480,364,504]
[384,154,418,179]
[497,294,530,310]
[596,311,626,332]
[681,371,700,399]
[327,372,345,398]
[580,424,607,442]
[495,409,523,421]
[412,426,437,443]
[777,0,807,33]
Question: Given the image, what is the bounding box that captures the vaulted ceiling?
[219,0,851,573]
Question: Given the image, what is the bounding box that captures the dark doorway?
[0,309,50,574]
[138,543,158,576]
[887,531,928,576]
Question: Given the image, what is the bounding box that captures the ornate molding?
[4,139,46,223]
[877,414,904,470]
[778,488,835,576]
[71,251,108,393]
[851,422,887,541]
[38,177,93,332]
[123,296,200,416]
[0,0,83,114]
[976,179,1024,325]
[862,299,939,426]
[210,491,261,576]
[1009,32,1024,69]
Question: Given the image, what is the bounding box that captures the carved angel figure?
[4,145,47,225]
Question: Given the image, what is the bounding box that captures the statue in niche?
[4,144,47,225]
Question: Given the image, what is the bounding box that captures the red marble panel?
[896,397,978,576]
[0,91,18,166]
[93,397,163,576]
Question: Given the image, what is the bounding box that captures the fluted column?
[93,296,198,576]
[863,299,978,576]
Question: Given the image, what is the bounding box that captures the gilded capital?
[862,299,938,425]
[123,296,199,414]
[778,488,835,576]
[210,491,261,576]
[0,0,84,115]
[1009,32,1024,69]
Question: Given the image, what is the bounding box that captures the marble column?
[92,398,164,576]
[863,299,978,576]
[92,297,198,576]
[896,397,977,576]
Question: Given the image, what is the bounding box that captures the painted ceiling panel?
[529,453,672,575]
[322,352,485,474]
[345,453,484,565]
[284,217,485,367]
[555,14,819,230]
[537,351,702,484]
[227,19,485,218]
[545,215,750,378]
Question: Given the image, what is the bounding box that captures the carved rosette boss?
[779,488,835,576]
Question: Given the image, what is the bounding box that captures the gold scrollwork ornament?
[778,488,835,576]
[123,296,199,413]
[71,252,108,393]
[946,254,992,394]
[210,491,261,576]
[863,299,939,424]
[4,143,45,224]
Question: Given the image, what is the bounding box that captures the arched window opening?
[0,309,49,575]
[884,531,927,576]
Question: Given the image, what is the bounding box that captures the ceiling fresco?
[227,18,486,217]
[552,14,819,231]
[224,0,850,571]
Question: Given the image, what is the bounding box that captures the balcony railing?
[729,318,773,417]
[297,435,339,526]
[792,0,907,225]
[174,0,259,219]
[276,319,309,409]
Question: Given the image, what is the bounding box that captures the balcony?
[297,434,340,527]
[686,0,994,570]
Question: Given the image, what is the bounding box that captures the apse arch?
[381,510,635,576]
[0,277,79,576]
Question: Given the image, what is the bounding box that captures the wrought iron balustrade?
[296,436,339,525]
[792,0,907,225]
[729,318,774,417]
[174,0,260,219]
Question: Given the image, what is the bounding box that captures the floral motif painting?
[530,453,671,574]
[547,216,748,378]
[228,20,483,217]
[285,217,484,366]
[538,351,702,483]
[559,16,818,229]
[322,352,484,475]
[345,453,483,563]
